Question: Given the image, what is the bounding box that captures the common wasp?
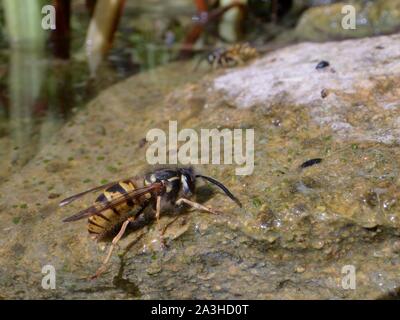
[205,43,259,68]
[60,167,242,279]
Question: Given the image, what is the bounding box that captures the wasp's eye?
[181,174,193,195]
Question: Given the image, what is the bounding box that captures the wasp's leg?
[175,198,222,215]
[228,55,243,67]
[161,216,182,235]
[155,195,168,249]
[90,216,134,280]
[217,56,227,68]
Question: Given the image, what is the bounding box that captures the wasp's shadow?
[377,287,400,300]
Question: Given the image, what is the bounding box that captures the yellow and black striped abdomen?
[226,43,258,64]
[88,180,140,236]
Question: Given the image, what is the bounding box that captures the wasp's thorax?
[143,167,241,208]
[143,167,196,203]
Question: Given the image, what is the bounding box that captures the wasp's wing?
[59,183,115,207]
[59,176,140,207]
[62,182,163,222]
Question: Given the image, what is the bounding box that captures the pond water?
[0,1,202,182]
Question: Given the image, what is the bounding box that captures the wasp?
[205,43,259,68]
[193,43,259,70]
[59,167,242,279]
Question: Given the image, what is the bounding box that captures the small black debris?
[299,158,323,169]
[272,118,281,127]
[321,89,329,98]
[138,137,147,148]
[48,193,61,199]
[316,60,330,70]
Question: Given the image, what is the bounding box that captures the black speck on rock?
[316,60,330,70]
[299,158,323,169]
[321,89,329,98]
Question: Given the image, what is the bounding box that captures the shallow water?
[0,1,197,183]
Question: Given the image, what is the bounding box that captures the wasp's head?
[207,47,224,63]
[207,52,216,64]
[144,167,196,200]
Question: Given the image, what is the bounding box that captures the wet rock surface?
[1,34,400,299]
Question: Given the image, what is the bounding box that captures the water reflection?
[0,4,193,183]
[8,46,47,169]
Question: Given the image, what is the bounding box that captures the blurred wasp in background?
[194,42,259,70]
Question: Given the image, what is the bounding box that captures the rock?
[295,266,306,273]
[213,34,400,144]
[1,34,400,299]
[295,1,400,41]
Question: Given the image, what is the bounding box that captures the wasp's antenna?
[196,175,242,208]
